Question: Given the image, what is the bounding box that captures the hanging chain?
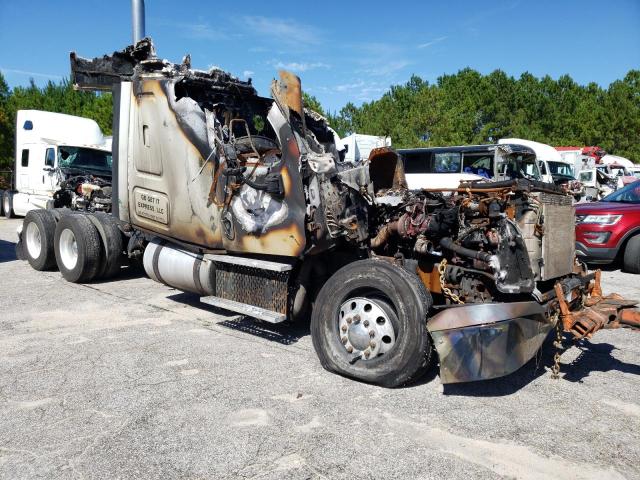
[438,259,464,305]
[551,313,563,379]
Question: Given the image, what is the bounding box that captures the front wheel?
[623,235,640,274]
[311,259,433,387]
[3,191,14,219]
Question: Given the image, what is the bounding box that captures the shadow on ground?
[589,262,621,272]
[442,334,640,397]
[560,339,640,382]
[162,292,640,394]
[167,291,311,346]
[0,239,17,263]
[90,263,146,284]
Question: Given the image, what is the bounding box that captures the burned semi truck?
[16,22,640,387]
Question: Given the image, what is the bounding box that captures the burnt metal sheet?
[428,302,552,383]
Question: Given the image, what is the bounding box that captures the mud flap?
[427,302,552,384]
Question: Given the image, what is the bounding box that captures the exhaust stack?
[131,0,146,44]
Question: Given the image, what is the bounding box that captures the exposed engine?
[367,179,574,303]
[53,173,112,212]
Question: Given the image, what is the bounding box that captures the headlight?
[577,214,622,225]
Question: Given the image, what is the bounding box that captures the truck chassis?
[15,37,640,387]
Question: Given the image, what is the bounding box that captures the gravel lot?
[1,216,639,480]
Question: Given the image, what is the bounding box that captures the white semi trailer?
[2,110,111,218]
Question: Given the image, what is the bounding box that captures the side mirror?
[43,166,53,172]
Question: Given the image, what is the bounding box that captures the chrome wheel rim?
[25,221,42,259]
[59,229,78,270]
[3,196,8,214]
[338,297,396,360]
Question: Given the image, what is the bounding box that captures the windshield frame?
[547,161,574,178]
[57,146,112,174]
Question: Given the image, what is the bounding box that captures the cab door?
[31,145,55,196]
[41,147,58,192]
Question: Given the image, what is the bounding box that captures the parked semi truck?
[2,110,112,219]
[14,2,640,387]
[500,138,584,200]
[397,143,542,190]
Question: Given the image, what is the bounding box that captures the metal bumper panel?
[428,302,552,384]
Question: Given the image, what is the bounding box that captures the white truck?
[2,110,112,218]
[340,134,391,164]
[499,138,583,200]
[397,143,542,190]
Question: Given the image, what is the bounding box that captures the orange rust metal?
[592,269,602,297]
[617,309,640,328]
[273,71,305,121]
[505,204,515,220]
[554,270,640,339]
[368,147,408,191]
[417,261,442,294]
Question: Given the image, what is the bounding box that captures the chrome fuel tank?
[143,238,215,296]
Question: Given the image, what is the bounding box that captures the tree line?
[1,68,639,178]
[322,69,640,163]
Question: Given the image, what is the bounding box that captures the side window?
[402,152,431,174]
[21,149,29,167]
[434,152,461,173]
[462,154,494,178]
[45,148,55,167]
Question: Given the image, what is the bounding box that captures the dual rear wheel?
[21,210,123,283]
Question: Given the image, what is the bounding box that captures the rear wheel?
[93,212,123,280]
[623,235,640,274]
[3,191,14,219]
[54,214,102,283]
[23,209,57,270]
[311,259,433,387]
[0,189,4,216]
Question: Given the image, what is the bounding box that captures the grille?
[541,197,576,281]
[539,192,573,206]
[214,263,291,315]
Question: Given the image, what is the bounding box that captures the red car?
[575,180,640,273]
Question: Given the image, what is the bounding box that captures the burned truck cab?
[67,38,639,388]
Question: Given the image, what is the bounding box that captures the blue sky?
[1,0,638,112]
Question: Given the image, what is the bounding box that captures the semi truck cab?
[3,110,111,218]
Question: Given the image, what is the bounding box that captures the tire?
[23,209,57,270]
[3,191,14,219]
[54,214,102,283]
[311,259,433,388]
[0,189,4,216]
[15,237,26,261]
[623,235,640,274]
[93,212,123,280]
